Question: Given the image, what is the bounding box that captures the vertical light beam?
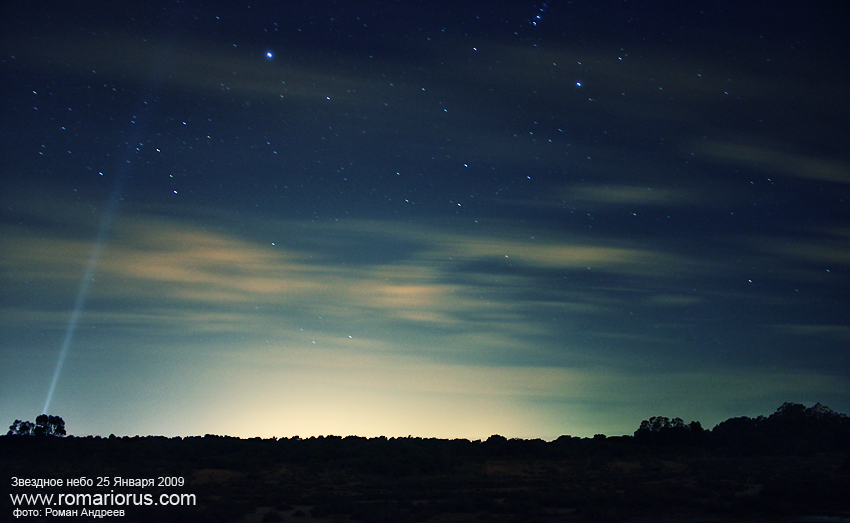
[43,194,119,414]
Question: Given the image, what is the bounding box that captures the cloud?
[558,183,700,207]
[4,193,845,376]
[6,31,373,105]
[763,227,850,265]
[771,324,850,342]
[697,140,850,184]
[2,199,709,383]
[646,294,703,306]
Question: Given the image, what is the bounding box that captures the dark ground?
[3,431,850,523]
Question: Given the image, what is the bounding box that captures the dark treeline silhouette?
[6,403,848,454]
[632,402,850,454]
[3,403,849,478]
[709,402,850,454]
[6,414,66,437]
[3,403,849,523]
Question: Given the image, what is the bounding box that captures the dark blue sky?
[2,1,848,439]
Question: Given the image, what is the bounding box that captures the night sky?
[2,1,847,440]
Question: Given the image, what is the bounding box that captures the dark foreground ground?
[3,433,850,523]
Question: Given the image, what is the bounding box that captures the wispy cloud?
[771,324,850,342]
[697,140,850,184]
[6,196,842,348]
[557,183,701,207]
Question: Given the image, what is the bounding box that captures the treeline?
[629,402,850,454]
[3,403,849,475]
[708,402,850,454]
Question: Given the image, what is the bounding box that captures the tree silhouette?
[34,414,66,437]
[634,415,702,446]
[7,415,66,437]
[635,416,687,435]
[7,419,36,436]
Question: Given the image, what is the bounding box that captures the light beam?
[42,193,120,414]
